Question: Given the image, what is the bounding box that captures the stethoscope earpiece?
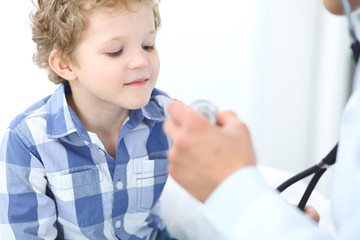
[342,0,360,62]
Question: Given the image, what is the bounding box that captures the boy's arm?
[0,129,57,239]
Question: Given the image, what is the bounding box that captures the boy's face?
[69,3,159,110]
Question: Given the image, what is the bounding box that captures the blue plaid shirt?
[0,83,173,240]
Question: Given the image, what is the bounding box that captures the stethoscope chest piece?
[190,100,218,124]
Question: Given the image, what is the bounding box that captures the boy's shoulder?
[3,94,53,157]
[9,95,51,131]
[8,84,68,135]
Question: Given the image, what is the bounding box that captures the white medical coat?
[202,61,360,240]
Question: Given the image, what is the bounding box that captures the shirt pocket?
[134,158,168,211]
[47,167,103,202]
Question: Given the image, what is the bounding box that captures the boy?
[0,0,174,239]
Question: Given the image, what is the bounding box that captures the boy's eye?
[143,45,155,51]
[108,49,123,57]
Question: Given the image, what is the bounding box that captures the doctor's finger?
[163,118,179,138]
[167,101,194,125]
[303,205,320,223]
[216,110,240,127]
[164,119,193,152]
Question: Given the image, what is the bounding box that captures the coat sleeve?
[202,166,334,240]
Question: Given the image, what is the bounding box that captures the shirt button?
[115,220,121,229]
[116,181,124,190]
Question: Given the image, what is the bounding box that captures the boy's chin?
[121,88,154,110]
[125,98,151,110]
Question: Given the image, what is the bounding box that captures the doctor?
[163,0,360,239]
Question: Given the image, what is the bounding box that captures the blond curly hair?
[31,0,161,84]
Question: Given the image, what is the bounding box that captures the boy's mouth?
[124,78,149,86]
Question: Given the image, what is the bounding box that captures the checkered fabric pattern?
[0,83,173,240]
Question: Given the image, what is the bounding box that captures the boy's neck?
[66,92,129,158]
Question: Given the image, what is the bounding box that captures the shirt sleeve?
[0,129,57,239]
[331,86,360,239]
[202,166,333,240]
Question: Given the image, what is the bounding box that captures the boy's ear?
[49,50,77,81]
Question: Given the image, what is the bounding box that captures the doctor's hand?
[303,205,321,223]
[163,101,256,202]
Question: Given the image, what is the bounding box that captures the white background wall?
[246,0,352,196]
[0,1,354,197]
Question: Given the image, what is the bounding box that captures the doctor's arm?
[163,101,331,240]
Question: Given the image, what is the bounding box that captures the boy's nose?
[128,50,149,70]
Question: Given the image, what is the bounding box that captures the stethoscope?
[277,0,360,211]
[191,0,360,212]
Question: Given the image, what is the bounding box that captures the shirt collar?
[141,88,168,122]
[46,83,167,140]
[46,83,78,139]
